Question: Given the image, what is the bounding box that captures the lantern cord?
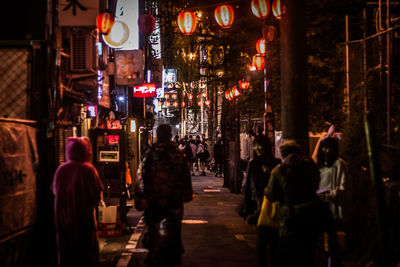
[180,0,243,11]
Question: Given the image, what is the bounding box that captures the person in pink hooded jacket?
[52,137,104,267]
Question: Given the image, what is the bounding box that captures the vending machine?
[91,128,127,223]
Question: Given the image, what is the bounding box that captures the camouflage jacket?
[136,141,193,211]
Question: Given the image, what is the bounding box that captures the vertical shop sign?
[149,59,163,88]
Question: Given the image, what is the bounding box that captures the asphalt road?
[99,172,259,267]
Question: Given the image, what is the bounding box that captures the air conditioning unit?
[70,30,97,71]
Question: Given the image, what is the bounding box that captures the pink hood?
[66,137,92,162]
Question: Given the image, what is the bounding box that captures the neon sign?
[133,83,157,98]
[86,105,97,117]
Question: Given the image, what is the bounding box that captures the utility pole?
[280,0,309,152]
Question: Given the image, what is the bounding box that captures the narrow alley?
[99,173,259,267]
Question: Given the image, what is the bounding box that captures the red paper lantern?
[232,86,241,97]
[251,0,270,19]
[201,92,207,98]
[205,99,211,106]
[188,93,193,100]
[173,101,178,107]
[229,90,234,100]
[239,80,250,90]
[181,102,186,108]
[214,4,235,29]
[166,102,170,107]
[138,14,156,35]
[256,38,266,55]
[164,94,170,99]
[172,94,177,100]
[272,0,282,19]
[252,54,265,70]
[96,12,115,34]
[197,101,202,106]
[177,12,197,35]
[225,91,230,100]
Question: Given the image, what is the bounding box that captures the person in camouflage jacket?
[135,124,193,267]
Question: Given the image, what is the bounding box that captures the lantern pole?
[262,22,275,154]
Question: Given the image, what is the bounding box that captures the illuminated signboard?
[86,105,97,117]
[113,0,139,50]
[156,87,164,99]
[133,83,157,98]
[106,135,119,144]
[99,151,120,162]
[164,69,177,83]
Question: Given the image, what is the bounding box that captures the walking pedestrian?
[197,141,209,176]
[265,141,328,267]
[52,137,104,267]
[194,135,201,171]
[190,139,197,175]
[240,135,281,266]
[135,124,193,266]
[317,137,350,264]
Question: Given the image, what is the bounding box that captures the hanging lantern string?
[177,0,240,12]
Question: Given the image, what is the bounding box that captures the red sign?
[106,135,120,144]
[133,83,157,98]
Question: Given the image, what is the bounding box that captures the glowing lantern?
[232,86,241,97]
[164,94,169,99]
[214,4,235,29]
[181,102,186,108]
[138,14,156,35]
[239,80,250,90]
[172,94,177,100]
[251,0,270,19]
[252,54,265,70]
[249,64,257,71]
[197,101,202,106]
[188,94,193,100]
[229,90,234,100]
[225,91,230,100]
[256,38,266,55]
[166,102,170,107]
[177,12,197,35]
[96,12,115,34]
[202,92,207,98]
[272,0,282,19]
[205,99,211,106]
[173,101,178,107]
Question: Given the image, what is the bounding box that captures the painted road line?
[181,219,208,224]
[115,217,145,267]
[204,189,221,192]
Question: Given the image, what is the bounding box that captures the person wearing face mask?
[317,137,349,222]
[317,137,350,266]
[240,135,280,266]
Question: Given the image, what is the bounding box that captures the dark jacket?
[137,141,193,266]
[140,141,193,211]
[265,153,321,236]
